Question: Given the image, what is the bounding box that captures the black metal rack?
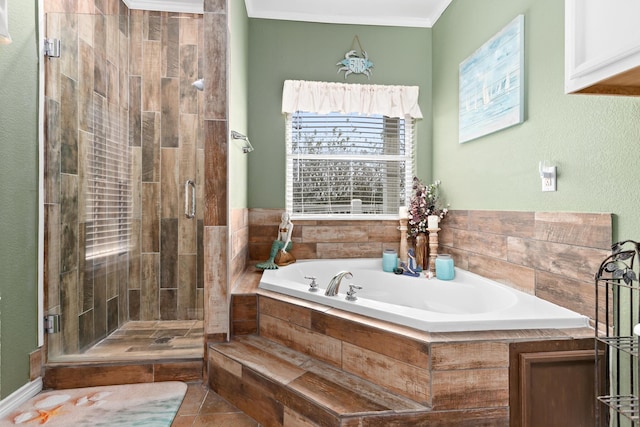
[595,240,640,426]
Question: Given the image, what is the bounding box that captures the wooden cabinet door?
[510,340,605,427]
[520,350,598,427]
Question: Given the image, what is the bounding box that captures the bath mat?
[0,381,187,427]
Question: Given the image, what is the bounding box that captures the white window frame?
[285,111,416,220]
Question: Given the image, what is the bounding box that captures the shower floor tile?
[51,320,204,362]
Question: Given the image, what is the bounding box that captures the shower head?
[192,79,204,91]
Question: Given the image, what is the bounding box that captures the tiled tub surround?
[438,210,612,321]
[44,2,206,359]
[248,209,612,321]
[225,209,611,424]
[215,281,595,425]
[249,209,402,262]
[230,208,250,288]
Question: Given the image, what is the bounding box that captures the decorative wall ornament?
[459,15,524,143]
[336,35,374,79]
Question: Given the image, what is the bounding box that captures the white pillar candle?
[399,206,408,219]
[428,215,440,229]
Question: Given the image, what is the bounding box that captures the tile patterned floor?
[50,320,204,362]
[44,321,260,425]
[171,382,259,427]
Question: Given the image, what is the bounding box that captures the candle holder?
[427,227,440,272]
[398,218,408,265]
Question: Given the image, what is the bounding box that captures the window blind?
[286,112,415,218]
[85,100,132,260]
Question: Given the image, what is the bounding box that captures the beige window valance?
[282,80,423,119]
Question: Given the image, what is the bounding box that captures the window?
[285,111,416,218]
[281,80,423,219]
[85,99,132,260]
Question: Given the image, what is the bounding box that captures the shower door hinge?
[44,314,61,334]
[44,38,61,58]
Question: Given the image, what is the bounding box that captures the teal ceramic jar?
[382,249,398,272]
[435,254,454,280]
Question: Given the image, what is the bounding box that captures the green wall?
[3,0,639,402]
[432,0,640,242]
[229,0,249,208]
[0,1,39,398]
[247,0,640,242]
[247,19,432,208]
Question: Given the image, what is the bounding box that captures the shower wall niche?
[44,3,204,359]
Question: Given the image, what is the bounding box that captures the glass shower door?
[43,9,204,361]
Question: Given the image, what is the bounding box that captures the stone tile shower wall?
[248,209,612,320]
[43,0,204,358]
[202,0,230,342]
[128,10,204,323]
[44,1,132,357]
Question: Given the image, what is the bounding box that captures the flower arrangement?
[407,177,449,238]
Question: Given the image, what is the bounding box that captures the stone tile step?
[44,358,203,389]
[208,334,431,426]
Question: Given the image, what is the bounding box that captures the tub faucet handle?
[305,276,318,292]
[346,284,363,302]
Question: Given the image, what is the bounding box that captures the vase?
[415,232,427,270]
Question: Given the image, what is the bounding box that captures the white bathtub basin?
[259,258,590,333]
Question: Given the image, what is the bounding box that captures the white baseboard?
[0,378,43,420]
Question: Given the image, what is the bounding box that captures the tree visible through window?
[286,111,415,218]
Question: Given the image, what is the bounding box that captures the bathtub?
[258,258,590,332]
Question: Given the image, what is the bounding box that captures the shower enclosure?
[43,6,204,361]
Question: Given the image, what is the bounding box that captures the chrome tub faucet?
[325,271,353,296]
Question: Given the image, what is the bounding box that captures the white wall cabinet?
[565,0,640,95]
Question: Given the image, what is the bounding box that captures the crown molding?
[121,0,451,27]
[244,0,452,28]
[122,0,203,14]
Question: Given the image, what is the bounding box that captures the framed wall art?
[459,14,524,143]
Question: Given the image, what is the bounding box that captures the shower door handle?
[184,180,196,219]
